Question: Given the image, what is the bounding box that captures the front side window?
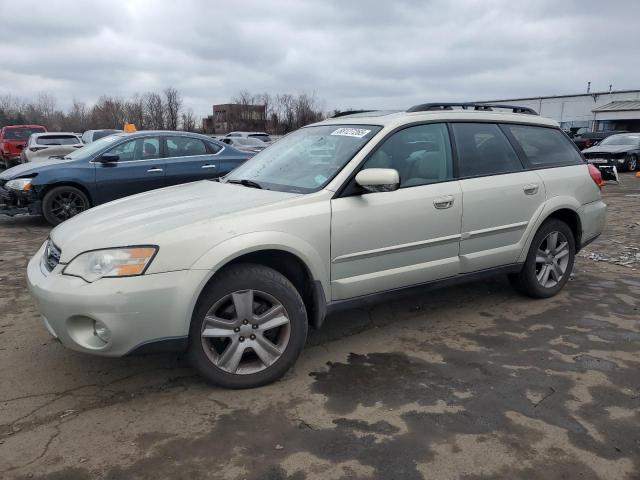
[106,137,160,161]
[362,123,452,187]
[165,136,208,157]
[504,124,583,167]
[226,124,382,193]
[452,123,522,177]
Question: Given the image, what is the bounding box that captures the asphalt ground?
[1,173,638,479]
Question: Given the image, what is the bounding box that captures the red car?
[0,125,47,168]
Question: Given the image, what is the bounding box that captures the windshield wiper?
[226,178,263,189]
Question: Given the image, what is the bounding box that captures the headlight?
[5,178,32,192]
[63,246,158,282]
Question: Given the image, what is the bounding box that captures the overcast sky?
[0,0,638,117]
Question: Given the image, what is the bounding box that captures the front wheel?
[42,186,90,226]
[509,219,575,298]
[189,264,308,389]
[626,155,637,172]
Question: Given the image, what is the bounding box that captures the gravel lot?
[1,174,639,480]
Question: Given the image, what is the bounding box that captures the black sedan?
[582,133,640,172]
[0,131,250,225]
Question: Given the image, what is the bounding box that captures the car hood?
[50,180,300,265]
[582,145,636,154]
[0,158,73,179]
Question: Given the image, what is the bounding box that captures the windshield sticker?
[331,128,371,138]
[314,174,327,185]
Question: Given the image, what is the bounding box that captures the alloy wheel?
[50,191,87,220]
[200,289,291,375]
[535,231,570,288]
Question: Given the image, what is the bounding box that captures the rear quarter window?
[503,124,583,167]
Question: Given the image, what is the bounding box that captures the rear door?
[452,122,546,272]
[163,135,221,185]
[94,136,165,203]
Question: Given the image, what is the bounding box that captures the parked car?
[0,131,249,225]
[81,129,122,143]
[221,136,268,153]
[20,132,84,163]
[571,130,627,150]
[582,133,640,171]
[25,103,606,388]
[226,131,273,144]
[0,125,47,168]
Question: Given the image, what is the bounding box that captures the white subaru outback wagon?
[27,103,607,388]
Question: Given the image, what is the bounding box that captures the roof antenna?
[587,81,591,93]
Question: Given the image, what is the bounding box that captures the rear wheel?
[42,186,90,226]
[509,219,575,298]
[189,264,308,389]
[626,155,637,172]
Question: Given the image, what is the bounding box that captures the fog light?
[93,320,111,343]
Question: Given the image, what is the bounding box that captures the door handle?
[523,184,539,195]
[147,167,163,173]
[201,164,217,169]
[433,195,454,209]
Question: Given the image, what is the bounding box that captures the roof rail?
[331,110,375,118]
[406,103,538,115]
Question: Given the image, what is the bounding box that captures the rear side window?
[503,125,583,167]
[452,123,523,177]
[207,141,223,154]
[36,135,79,146]
[165,136,208,157]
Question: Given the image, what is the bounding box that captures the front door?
[163,135,221,186]
[94,136,165,204]
[330,123,462,300]
[451,122,546,272]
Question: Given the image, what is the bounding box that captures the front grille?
[44,240,61,272]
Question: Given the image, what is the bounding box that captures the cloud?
[0,0,637,117]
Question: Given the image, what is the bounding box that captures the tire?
[509,219,575,298]
[626,155,637,172]
[188,263,308,389]
[42,185,90,226]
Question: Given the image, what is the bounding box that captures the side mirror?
[98,153,119,163]
[355,168,400,193]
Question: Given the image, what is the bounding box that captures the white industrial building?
[482,89,640,133]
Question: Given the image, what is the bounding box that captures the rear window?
[4,127,45,140]
[452,123,523,177]
[503,125,583,167]
[93,130,120,141]
[36,135,79,146]
[248,134,271,142]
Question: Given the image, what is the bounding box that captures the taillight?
[588,164,604,189]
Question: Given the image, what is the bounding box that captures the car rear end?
[23,133,84,163]
[1,125,47,167]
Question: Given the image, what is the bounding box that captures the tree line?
[0,88,329,134]
[0,88,197,133]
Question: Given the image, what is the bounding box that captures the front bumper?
[0,185,41,215]
[27,243,209,357]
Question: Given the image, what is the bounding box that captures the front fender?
[189,230,330,307]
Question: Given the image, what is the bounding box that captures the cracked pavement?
[0,173,639,479]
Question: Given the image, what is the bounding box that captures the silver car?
[21,132,83,163]
[27,103,606,388]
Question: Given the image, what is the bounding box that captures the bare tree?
[125,94,146,129]
[181,108,197,132]
[143,92,164,129]
[164,87,182,130]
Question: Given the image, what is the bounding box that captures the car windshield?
[600,134,640,146]
[225,124,382,193]
[93,130,121,141]
[64,134,123,160]
[4,127,45,140]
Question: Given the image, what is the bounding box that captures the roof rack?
[331,110,375,118]
[406,102,538,115]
